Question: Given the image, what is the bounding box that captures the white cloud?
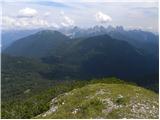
[60,12,75,27]
[18,8,38,17]
[60,11,65,15]
[2,16,59,29]
[51,23,60,28]
[44,12,51,16]
[2,0,158,32]
[63,16,74,26]
[29,18,49,26]
[2,16,16,27]
[126,25,143,30]
[95,11,112,23]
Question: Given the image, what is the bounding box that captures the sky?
[1,0,159,32]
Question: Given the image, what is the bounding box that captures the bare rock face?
[37,83,159,119]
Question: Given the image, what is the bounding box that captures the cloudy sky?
[1,0,159,32]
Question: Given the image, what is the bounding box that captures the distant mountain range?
[2,26,158,58]
[4,30,70,58]
[1,29,40,50]
[60,26,158,58]
[2,28,159,91]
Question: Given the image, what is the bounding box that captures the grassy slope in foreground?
[37,83,158,119]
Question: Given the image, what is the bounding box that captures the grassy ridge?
[37,83,158,119]
[2,77,131,119]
